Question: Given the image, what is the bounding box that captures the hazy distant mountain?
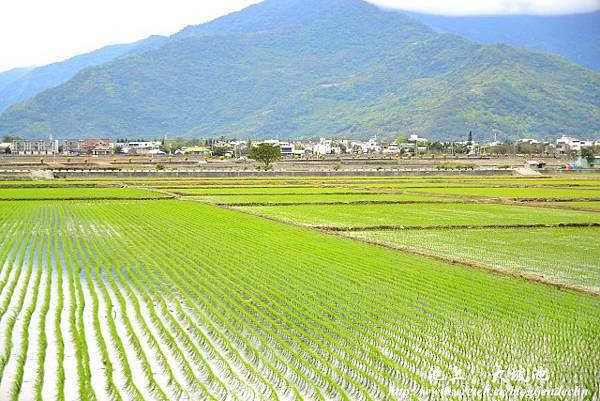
[1,0,598,141]
[0,67,34,93]
[0,35,167,113]
[409,12,600,72]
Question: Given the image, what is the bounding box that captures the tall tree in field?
[250,144,282,170]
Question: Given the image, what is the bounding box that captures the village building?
[183,146,212,156]
[63,139,112,155]
[13,139,59,155]
[517,138,541,145]
[63,140,83,155]
[556,136,594,153]
[81,139,112,155]
[382,144,401,154]
[352,138,381,154]
[123,141,162,155]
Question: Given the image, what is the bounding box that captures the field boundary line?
[214,199,600,209]
[0,185,120,189]
[210,200,469,207]
[173,191,386,197]
[313,222,600,232]
[0,196,174,202]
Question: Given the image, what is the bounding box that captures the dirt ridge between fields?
[315,222,600,232]
[173,191,383,197]
[212,200,466,207]
[0,196,173,201]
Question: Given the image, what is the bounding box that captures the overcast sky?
[1,0,599,72]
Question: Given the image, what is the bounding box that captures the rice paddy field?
[187,193,447,205]
[240,203,600,228]
[344,227,600,291]
[0,174,599,401]
[406,187,600,200]
[0,187,169,200]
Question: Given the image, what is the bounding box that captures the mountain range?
[0,67,34,93]
[0,36,167,113]
[409,11,600,72]
[0,0,598,141]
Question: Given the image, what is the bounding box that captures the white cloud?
[368,0,600,16]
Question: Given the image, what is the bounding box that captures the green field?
[345,227,600,291]
[438,178,600,186]
[358,181,600,189]
[408,187,600,199]
[189,193,447,205]
[242,203,600,228]
[1,174,599,400]
[0,200,598,400]
[174,186,372,195]
[0,187,168,199]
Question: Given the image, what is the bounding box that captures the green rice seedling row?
[0,200,597,400]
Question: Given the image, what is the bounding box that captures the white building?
[409,134,428,144]
[122,141,162,155]
[13,139,59,155]
[517,138,541,145]
[256,140,304,158]
[556,136,594,153]
[382,145,401,155]
[352,138,381,154]
[278,142,295,157]
[312,138,336,155]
